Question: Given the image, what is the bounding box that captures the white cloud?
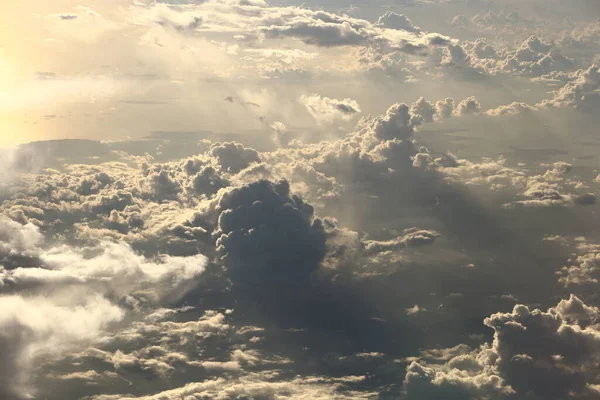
[0,219,207,398]
[300,94,361,124]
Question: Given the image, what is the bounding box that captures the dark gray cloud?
[213,179,326,286]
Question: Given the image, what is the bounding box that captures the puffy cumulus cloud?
[212,179,327,286]
[369,102,423,141]
[189,165,229,197]
[0,219,43,260]
[265,95,463,193]
[455,96,482,116]
[485,101,538,116]
[207,142,261,174]
[266,160,343,206]
[435,98,456,119]
[507,36,575,78]
[505,162,597,208]
[558,251,600,287]
[435,35,577,81]
[440,43,471,69]
[404,296,600,399]
[554,294,600,325]
[410,97,437,123]
[559,20,600,65]
[261,97,441,193]
[431,155,524,189]
[376,11,422,34]
[300,94,361,124]
[356,46,415,80]
[410,96,480,123]
[404,354,511,400]
[540,64,600,111]
[140,168,183,202]
[431,156,596,208]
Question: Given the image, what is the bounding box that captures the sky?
[1,0,600,399]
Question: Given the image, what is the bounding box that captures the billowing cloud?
[540,64,600,111]
[405,296,600,399]
[300,94,361,124]
[455,96,482,116]
[376,11,422,34]
[212,179,327,285]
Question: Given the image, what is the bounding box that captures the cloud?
[435,98,455,119]
[485,102,538,116]
[376,12,422,34]
[404,296,600,399]
[362,228,439,255]
[434,35,577,81]
[144,3,202,33]
[189,166,229,197]
[369,102,423,141]
[540,64,600,111]
[8,1,600,398]
[410,97,437,123]
[84,374,373,400]
[212,179,327,286]
[0,295,123,400]
[406,305,428,316]
[559,252,600,287]
[57,14,78,20]
[2,84,600,399]
[133,1,453,57]
[0,146,49,187]
[455,96,482,116]
[503,162,597,208]
[0,218,207,398]
[300,94,361,124]
[207,142,261,174]
[141,169,182,202]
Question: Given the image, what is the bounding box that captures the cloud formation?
[405,296,600,399]
[3,1,600,398]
